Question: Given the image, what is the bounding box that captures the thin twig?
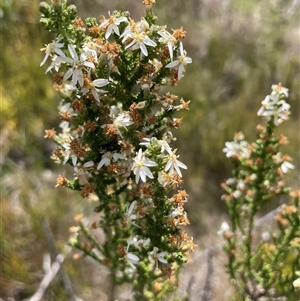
[186,275,195,301]
[42,218,82,301]
[27,253,65,301]
[201,249,214,301]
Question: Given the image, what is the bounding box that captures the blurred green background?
[1,0,299,300]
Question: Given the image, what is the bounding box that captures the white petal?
[144,158,157,167]
[92,89,100,102]
[99,19,109,28]
[144,37,157,47]
[165,60,179,68]
[116,17,128,24]
[68,44,78,61]
[77,70,84,87]
[143,167,154,179]
[179,42,184,55]
[281,162,294,173]
[167,43,173,61]
[71,69,79,86]
[164,161,172,172]
[125,40,135,50]
[113,24,120,36]
[84,61,95,69]
[135,172,140,183]
[140,170,147,182]
[105,25,113,39]
[257,106,265,116]
[140,43,148,56]
[113,153,125,161]
[63,68,73,81]
[54,48,66,57]
[177,160,187,169]
[71,155,77,166]
[58,56,74,64]
[127,252,139,262]
[128,201,137,214]
[174,165,182,177]
[158,30,170,39]
[40,53,50,66]
[63,153,70,165]
[84,161,94,168]
[221,222,230,231]
[178,65,185,79]
[93,79,109,87]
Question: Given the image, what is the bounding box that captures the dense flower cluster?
[220,85,299,300]
[257,84,290,126]
[222,85,294,206]
[40,0,194,296]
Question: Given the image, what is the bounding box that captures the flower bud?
[40,18,51,28]
[39,2,51,16]
[67,5,77,19]
[135,101,146,109]
[85,17,97,27]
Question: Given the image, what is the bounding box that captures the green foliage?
[1,0,299,300]
[221,85,300,300]
[38,1,194,300]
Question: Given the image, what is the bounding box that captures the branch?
[27,253,65,301]
[41,218,82,301]
[26,219,83,301]
[200,249,214,301]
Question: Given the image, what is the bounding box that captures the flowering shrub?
[221,84,300,300]
[40,0,194,300]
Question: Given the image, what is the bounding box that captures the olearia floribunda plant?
[220,84,300,301]
[40,0,195,300]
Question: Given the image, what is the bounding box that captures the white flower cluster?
[42,8,193,274]
[223,132,250,159]
[257,84,290,126]
[124,236,168,270]
[221,84,294,207]
[42,15,191,186]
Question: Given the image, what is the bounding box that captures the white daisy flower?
[217,221,231,237]
[281,161,294,174]
[45,55,62,74]
[148,247,168,266]
[134,237,151,251]
[223,140,250,159]
[58,102,77,129]
[131,149,157,183]
[124,32,157,57]
[158,29,177,61]
[257,94,278,116]
[164,149,187,177]
[124,201,137,224]
[125,251,140,270]
[40,39,65,66]
[97,151,125,170]
[73,161,94,176]
[62,142,79,166]
[100,15,128,40]
[81,78,109,103]
[101,112,134,137]
[165,42,192,80]
[59,44,95,87]
[272,83,289,98]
